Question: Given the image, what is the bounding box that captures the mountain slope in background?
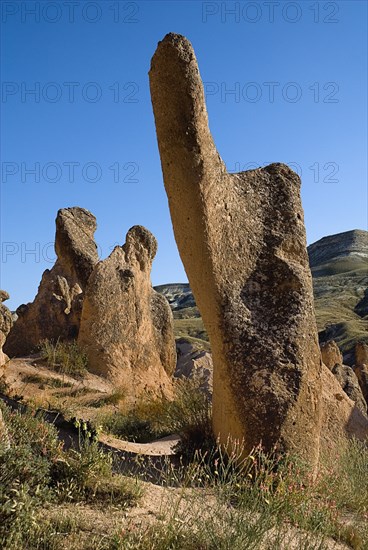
[309,229,368,364]
[155,229,368,364]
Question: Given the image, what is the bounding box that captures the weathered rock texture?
[78,226,176,400]
[331,364,367,415]
[0,291,13,369]
[355,342,368,367]
[150,33,322,465]
[175,338,213,396]
[4,208,98,357]
[320,364,368,453]
[353,342,368,406]
[320,340,343,370]
[354,364,368,407]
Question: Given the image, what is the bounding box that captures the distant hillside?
[155,229,368,364]
[308,229,368,277]
[309,229,368,363]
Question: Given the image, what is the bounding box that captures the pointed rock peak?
[55,207,98,287]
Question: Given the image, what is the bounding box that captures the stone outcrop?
[4,208,98,357]
[355,342,368,367]
[320,364,368,453]
[353,342,368,405]
[353,364,368,406]
[149,33,322,466]
[78,225,176,400]
[320,340,343,370]
[175,338,213,396]
[331,364,367,415]
[0,291,13,369]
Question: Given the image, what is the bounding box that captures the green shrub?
[101,377,213,456]
[39,339,88,377]
[0,402,140,549]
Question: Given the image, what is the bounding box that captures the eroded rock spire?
[150,33,323,467]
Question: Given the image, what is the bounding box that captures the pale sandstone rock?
[0,292,13,369]
[0,291,10,303]
[175,338,213,396]
[4,208,98,357]
[149,33,322,466]
[353,363,368,406]
[321,365,368,453]
[320,340,343,370]
[78,225,175,400]
[354,342,368,406]
[331,363,367,415]
[355,341,368,367]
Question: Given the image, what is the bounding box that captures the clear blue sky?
[1,0,367,310]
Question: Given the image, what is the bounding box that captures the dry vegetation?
[1,337,368,549]
[1,366,368,549]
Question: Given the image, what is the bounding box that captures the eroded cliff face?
[0,291,13,370]
[78,225,176,400]
[4,208,98,357]
[308,229,368,271]
[149,33,322,467]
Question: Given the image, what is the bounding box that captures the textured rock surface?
[150,33,322,465]
[320,364,368,452]
[320,340,343,370]
[175,338,213,396]
[0,292,13,368]
[4,208,98,356]
[331,364,367,414]
[78,226,176,400]
[353,363,368,406]
[353,342,368,405]
[355,341,368,366]
[0,291,10,303]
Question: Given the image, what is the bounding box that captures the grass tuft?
[39,339,88,377]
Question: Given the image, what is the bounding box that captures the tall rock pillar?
[149,33,322,467]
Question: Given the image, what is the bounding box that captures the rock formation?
[354,342,368,405]
[4,208,98,357]
[175,338,213,396]
[0,291,13,369]
[78,225,176,400]
[320,340,343,370]
[354,363,368,406]
[320,364,368,452]
[355,341,368,366]
[149,33,322,466]
[331,364,367,415]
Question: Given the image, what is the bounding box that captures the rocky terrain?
[1,32,367,550]
[155,228,368,366]
[310,229,368,364]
